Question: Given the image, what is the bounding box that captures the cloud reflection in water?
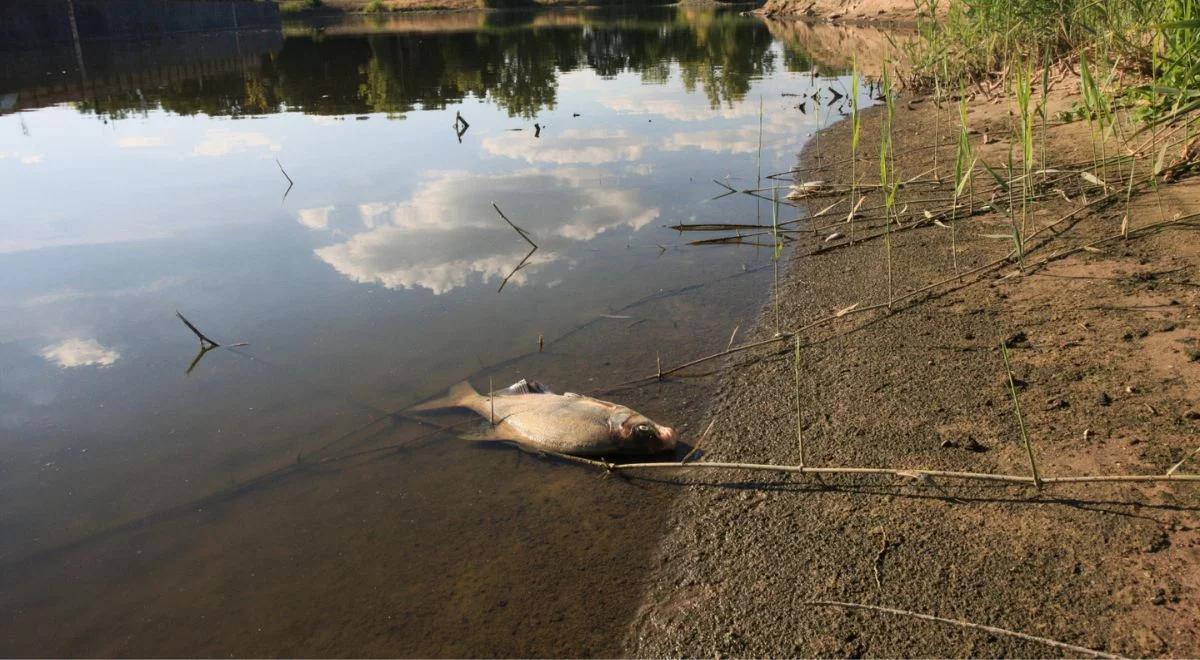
[309,168,658,294]
[40,338,121,368]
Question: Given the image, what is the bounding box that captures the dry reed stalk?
[804,601,1121,659]
[543,451,1200,487]
[681,419,717,464]
[794,334,805,467]
[1168,445,1200,476]
[275,158,294,187]
[491,202,537,248]
[175,311,220,348]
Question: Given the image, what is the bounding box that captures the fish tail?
[410,380,483,413]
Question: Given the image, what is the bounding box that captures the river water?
[0,4,874,655]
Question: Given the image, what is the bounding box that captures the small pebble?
[1004,330,1028,347]
[1096,392,1112,406]
[963,437,987,452]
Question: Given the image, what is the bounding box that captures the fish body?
[412,380,676,456]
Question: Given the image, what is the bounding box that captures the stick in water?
[176,311,220,348]
[492,202,537,248]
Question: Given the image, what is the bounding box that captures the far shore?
[279,0,753,16]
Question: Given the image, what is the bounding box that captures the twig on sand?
[726,324,740,351]
[1168,445,1200,475]
[681,419,717,464]
[540,451,1200,488]
[804,601,1122,659]
[872,532,889,591]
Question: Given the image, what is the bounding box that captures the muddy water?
[0,4,874,655]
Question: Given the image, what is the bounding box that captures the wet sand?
[625,81,1200,656]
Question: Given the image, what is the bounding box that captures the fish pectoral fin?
[458,425,519,443]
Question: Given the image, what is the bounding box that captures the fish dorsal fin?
[498,379,552,396]
[563,392,620,411]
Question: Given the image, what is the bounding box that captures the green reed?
[1016,61,1034,243]
[1001,342,1041,488]
[879,62,897,309]
[794,334,805,467]
[950,90,974,279]
[850,64,862,244]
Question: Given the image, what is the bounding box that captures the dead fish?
[786,180,829,200]
[411,379,676,456]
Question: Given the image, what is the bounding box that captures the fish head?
[610,409,676,454]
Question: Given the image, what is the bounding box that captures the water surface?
[0,4,872,655]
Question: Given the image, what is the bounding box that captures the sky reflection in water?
[0,6,874,654]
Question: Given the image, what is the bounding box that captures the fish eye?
[635,423,651,434]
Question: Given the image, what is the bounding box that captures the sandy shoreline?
[282,0,748,16]
[621,64,1200,656]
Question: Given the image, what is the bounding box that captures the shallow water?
[0,3,872,655]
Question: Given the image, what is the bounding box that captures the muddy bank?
[756,0,936,22]
[760,18,912,77]
[622,80,1200,655]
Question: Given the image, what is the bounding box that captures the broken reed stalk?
[176,310,220,347]
[849,64,861,245]
[275,158,294,187]
[794,334,804,467]
[804,601,1120,659]
[1001,342,1041,488]
[491,202,537,249]
[546,451,1200,487]
[879,60,897,309]
[1168,445,1200,476]
[489,376,495,426]
[757,95,764,186]
[681,418,717,464]
[617,211,1200,390]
